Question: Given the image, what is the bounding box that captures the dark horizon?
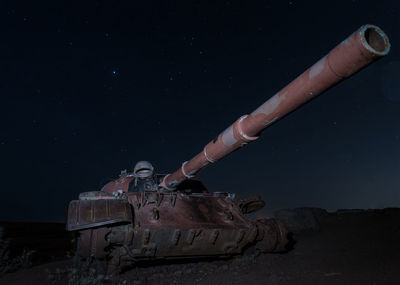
[1,0,399,222]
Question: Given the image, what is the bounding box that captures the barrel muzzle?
[360,24,390,56]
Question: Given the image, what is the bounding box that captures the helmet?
[133,161,154,178]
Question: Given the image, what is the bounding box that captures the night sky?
[1,0,399,222]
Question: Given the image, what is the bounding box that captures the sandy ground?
[1,208,399,285]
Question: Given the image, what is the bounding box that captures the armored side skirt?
[67,199,132,231]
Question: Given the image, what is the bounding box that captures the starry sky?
[1,0,399,222]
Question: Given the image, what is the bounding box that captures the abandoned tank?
[66,24,390,272]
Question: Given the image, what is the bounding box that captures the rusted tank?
[66,24,390,272]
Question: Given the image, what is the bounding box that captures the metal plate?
[67,198,132,231]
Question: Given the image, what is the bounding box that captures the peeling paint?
[264,116,279,127]
[221,125,237,147]
[309,56,325,79]
[252,92,287,116]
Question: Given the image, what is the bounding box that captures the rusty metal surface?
[124,227,256,259]
[79,191,115,200]
[77,227,110,258]
[127,192,248,229]
[255,218,288,253]
[160,24,390,189]
[234,195,266,214]
[101,176,134,194]
[123,192,253,257]
[68,191,286,262]
[67,199,132,231]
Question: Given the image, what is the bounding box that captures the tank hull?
[67,190,288,269]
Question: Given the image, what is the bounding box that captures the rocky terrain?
[1,207,399,285]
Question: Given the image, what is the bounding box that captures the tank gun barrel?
[160,24,390,190]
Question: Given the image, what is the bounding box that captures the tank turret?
[66,25,390,273]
